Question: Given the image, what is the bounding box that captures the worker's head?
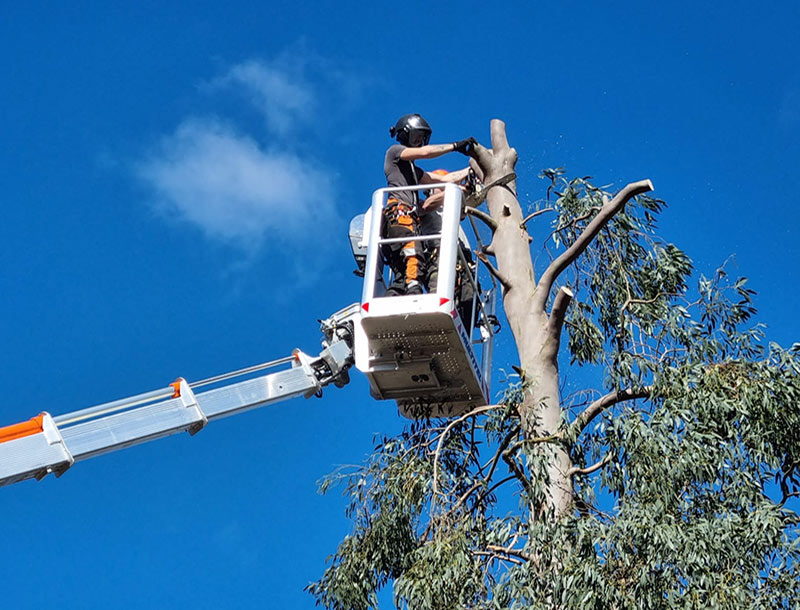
[390,114,432,148]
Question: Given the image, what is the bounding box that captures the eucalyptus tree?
[309,120,800,609]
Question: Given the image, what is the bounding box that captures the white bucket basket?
[354,184,495,418]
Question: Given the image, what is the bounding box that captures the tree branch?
[571,386,652,437]
[491,119,513,155]
[431,404,503,514]
[568,453,612,477]
[432,412,514,523]
[520,207,554,229]
[447,481,485,517]
[553,205,602,235]
[487,544,531,562]
[502,448,533,496]
[478,474,518,503]
[470,142,493,170]
[465,206,498,232]
[484,425,521,484]
[548,286,573,338]
[534,179,654,311]
[477,251,513,292]
[506,432,564,452]
[472,550,525,566]
[468,157,485,182]
[498,431,563,495]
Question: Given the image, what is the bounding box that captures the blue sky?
[1,2,799,608]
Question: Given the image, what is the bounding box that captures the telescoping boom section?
[0,305,359,488]
[353,183,496,419]
[0,183,498,488]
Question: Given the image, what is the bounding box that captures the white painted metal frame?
[362,183,460,306]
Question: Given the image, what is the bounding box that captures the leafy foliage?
[308,172,800,608]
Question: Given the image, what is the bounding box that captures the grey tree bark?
[471,119,653,517]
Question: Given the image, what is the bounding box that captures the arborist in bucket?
[383,113,475,296]
[421,169,479,327]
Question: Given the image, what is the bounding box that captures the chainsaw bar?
[464,172,517,208]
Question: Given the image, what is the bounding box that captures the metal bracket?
[293,350,325,398]
[173,378,207,436]
[37,413,75,479]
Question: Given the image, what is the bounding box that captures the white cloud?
[136,56,343,254]
[212,59,315,137]
[137,117,335,250]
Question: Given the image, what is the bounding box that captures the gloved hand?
[453,137,477,156]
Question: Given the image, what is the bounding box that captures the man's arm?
[399,137,475,161]
[419,190,446,213]
[399,142,457,161]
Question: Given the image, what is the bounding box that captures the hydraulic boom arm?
[0,303,359,488]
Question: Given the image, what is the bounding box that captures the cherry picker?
[0,184,496,488]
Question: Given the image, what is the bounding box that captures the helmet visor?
[408,129,431,148]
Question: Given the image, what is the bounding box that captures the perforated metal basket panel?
[361,311,487,418]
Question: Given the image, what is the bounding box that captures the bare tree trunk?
[474,120,653,518]
[474,120,574,517]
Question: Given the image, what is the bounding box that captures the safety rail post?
[362,188,386,304]
[455,245,479,339]
[363,183,461,307]
[435,183,461,306]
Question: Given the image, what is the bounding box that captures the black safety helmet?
[389,113,432,147]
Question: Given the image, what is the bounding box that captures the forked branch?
[572,386,653,437]
[534,180,654,311]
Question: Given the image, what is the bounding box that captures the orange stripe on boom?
[0,414,45,444]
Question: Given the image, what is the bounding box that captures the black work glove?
[452,137,477,156]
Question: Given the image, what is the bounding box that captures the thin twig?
[507,433,563,451]
[520,207,554,229]
[502,449,533,495]
[448,481,485,517]
[472,550,525,566]
[551,206,602,237]
[478,474,518,502]
[431,404,502,515]
[484,425,521,483]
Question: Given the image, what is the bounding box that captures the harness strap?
[385,197,418,223]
